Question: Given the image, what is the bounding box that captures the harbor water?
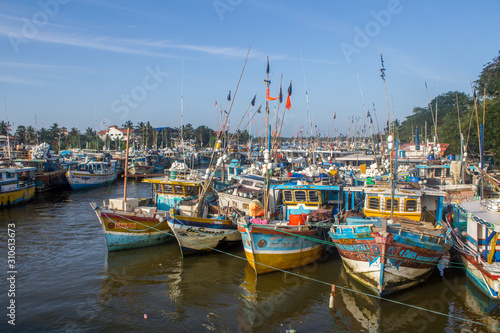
[1,180,499,332]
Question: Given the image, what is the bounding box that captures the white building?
[97,126,134,141]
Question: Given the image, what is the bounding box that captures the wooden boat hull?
[330,224,450,296]
[34,169,67,192]
[66,171,117,190]
[128,165,154,175]
[92,205,173,251]
[167,209,240,254]
[0,185,35,207]
[238,224,324,274]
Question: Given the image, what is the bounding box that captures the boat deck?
[460,199,500,232]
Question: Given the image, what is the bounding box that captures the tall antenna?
[180,58,184,157]
[4,96,11,159]
[300,49,314,145]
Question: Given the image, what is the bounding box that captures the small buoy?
[329,284,336,309]
[144,314,148,319]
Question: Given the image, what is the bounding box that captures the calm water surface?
[1,180,499,332]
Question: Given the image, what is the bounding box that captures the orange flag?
[285,81,292,109]
[266,87,278,101]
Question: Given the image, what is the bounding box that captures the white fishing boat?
[66,159,118,190]
[449,197,500,299]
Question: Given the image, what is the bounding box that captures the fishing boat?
[330,182,452,296]
[66,158,118,190]
[90,129,173,251]
[0,163,36,207]
[91,198,172,251]
[238,175,344,274]
[166,196,241,254]
[128,156,154,175]
[448,197,500,299]
[218,174,280,217]
[21,158,69,192]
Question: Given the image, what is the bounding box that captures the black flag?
[251,95,256,106]
[288,81,292,96]
[256,103,262,113]
[266,57,269,74]
[227,91,231,101]
[279,85,283,103]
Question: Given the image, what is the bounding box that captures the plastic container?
[289,214,306,226]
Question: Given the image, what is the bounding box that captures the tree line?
[0,119,251,152]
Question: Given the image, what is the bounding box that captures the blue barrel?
[427,155,435,160]
[408,176,421,183]
[399,150,406,158]
[447,155,455,161]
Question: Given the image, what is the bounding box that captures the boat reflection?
[99,242,183,309]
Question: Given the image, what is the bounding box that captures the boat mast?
[263,56,271,219]
[380,51,395,223]
[300,50,314,157]
[4,96,11,160]
[180,59,184,158]
[122,128,130,211]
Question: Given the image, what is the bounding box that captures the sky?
[1,0,499,138]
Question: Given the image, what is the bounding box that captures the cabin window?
[405,199,417,212]
[368,196,379,210]
[308,190,320,203]
[385,198,399,211]
[294,190,307,202]
[242,180,254,186]
[162,184,174,194]
[0,173,2,180]
[6,172,15,179]
[186,186,197,196]
[283,190,293,203]
[174,185,184,194]
[434,168,442,177]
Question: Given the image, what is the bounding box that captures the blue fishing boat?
[238,176,344,274]
[330,183,452,296]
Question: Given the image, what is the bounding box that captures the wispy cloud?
[0,17,278,60]
[0,75,47,86]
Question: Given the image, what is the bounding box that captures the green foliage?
[476,51,500,101]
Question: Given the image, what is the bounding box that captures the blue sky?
[1,0,499,138]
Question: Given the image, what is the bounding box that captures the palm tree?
[26,126,37,144]
[122,120,134,129]
[0,120,8,135]
[67,127,81,148]
[15,125,27,144]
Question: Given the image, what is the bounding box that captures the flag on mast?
[285,81,292,110]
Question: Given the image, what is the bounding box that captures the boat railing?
[480,197,500,212]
